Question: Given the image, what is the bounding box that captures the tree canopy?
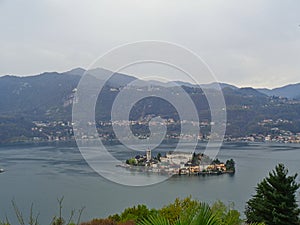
[245,163,300,225]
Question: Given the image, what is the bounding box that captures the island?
[123,149,235,176]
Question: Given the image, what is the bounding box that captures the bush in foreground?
[82,197,242,225]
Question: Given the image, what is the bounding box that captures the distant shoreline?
[1,138,299,148]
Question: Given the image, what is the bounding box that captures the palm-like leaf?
[138,203,218,225]
[183,203,218,225]
[138,215,170,225]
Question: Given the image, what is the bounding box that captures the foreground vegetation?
[0,198,246,225]
[245,164,300,225]
[1,164,299,225]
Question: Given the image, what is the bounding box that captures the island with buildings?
[123,149,235,176]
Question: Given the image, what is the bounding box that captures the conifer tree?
[245,163,300,225]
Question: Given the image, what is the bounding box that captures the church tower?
[146,149,151,161]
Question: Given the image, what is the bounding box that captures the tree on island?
[126,158,137,166]
[212,158,221,164]
[225,159,235,172]
[245,163,300,225]
[156,153,162,162]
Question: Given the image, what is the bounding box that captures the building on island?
[146,149,151,162]
[160,152,193,165]
[125,150,234,176]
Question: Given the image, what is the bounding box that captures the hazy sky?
[0,0,299,88]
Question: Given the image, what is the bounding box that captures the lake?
[0,142,300,224]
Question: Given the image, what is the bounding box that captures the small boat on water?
[0,168,4,173]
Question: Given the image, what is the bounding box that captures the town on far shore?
[123,149,235,176]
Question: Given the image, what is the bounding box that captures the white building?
[160,152,193,165]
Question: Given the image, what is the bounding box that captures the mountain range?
[1,68,300,143]
[257,84,300,100]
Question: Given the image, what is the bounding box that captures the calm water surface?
[0,142,300,224]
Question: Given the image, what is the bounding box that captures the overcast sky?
[0,0,299,88]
